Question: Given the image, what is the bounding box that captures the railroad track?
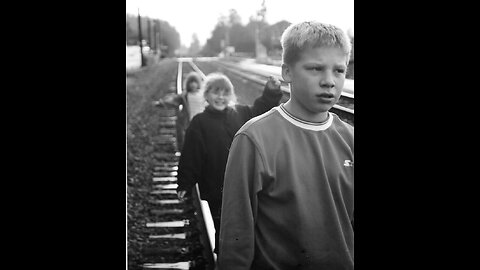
[138,57,353,269]
[140,60,215,270]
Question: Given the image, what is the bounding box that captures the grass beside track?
[127,59,179,270]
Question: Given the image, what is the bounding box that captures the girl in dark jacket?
[176,72,282,253]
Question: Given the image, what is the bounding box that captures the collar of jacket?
[204,105,232,115]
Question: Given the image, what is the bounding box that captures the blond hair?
[203,73,237,105]
[281,21,351,66]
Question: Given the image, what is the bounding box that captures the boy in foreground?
[218,21,354,269]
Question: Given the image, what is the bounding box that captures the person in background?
[176,72,283,255]
[154,71,206,150]
[218,21,354,269]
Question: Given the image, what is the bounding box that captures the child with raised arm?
[176,73,283,254]
[218,21,354,269]
[154,71,206,150]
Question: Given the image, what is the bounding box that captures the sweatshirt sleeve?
[176,120,204,194]
[249,83,283,117]
[218,133,265,270]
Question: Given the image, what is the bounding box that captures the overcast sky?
[126,0,354,46]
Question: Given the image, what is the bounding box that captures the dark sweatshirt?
[176,85,283,203]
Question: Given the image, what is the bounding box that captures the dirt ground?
[127,59,179,270]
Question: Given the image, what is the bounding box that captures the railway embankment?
[127,59,179,270]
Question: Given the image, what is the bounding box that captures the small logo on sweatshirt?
[344,160,354,167]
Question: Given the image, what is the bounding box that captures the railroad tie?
[149,233,187,239]
[153,171,178,177]
[150,209,185,216]
[153,183,178,190]
[150,190,177,195]
[139,66,214,270]
[152,176,177,182]
[154,165,178,171]
[146,220,190,228]
[142,262,191,269]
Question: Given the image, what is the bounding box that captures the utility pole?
[156,31,161,56]
[157,21,162,58]
[137,8,146,67]
[225,24,230,47]
[152,21,157,53]
[147,19,151,50]
[255,0,267,60]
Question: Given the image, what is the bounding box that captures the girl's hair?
[184,72,203,92]
[203,73,237,105]
[281,21,351,66]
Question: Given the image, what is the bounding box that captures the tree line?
[126,9,353,64]
[126,14,180,57]
[201,9,291,57]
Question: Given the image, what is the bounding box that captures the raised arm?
[218,133,265,270]
[153,93,183,108]
[250,76,283,117]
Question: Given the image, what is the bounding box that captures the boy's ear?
[281,63,292,83]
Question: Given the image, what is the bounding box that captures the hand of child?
[163,93,177,104]
[153,100,164,107]
[265,76,282,93]
[177,190,187,201]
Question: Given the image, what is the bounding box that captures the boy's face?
[282,46,347,116]
[205,88,230,111]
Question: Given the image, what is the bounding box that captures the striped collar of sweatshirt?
[277,104,333,131]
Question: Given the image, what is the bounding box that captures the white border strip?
[177,59,183,95]
[195,184,217,262]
